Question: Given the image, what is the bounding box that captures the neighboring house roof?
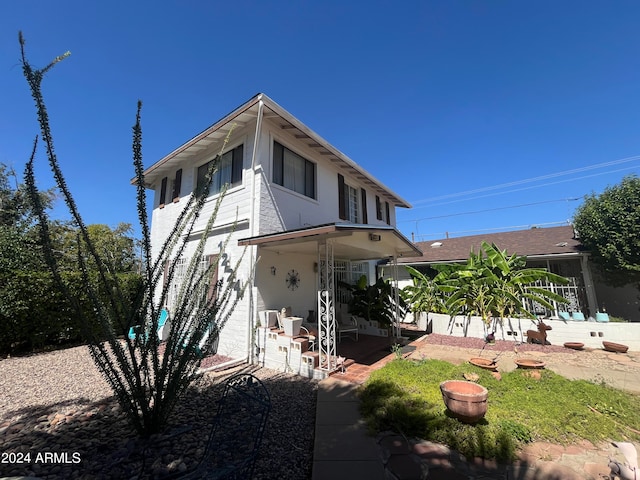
[135,93,411,208]
[398,225,586,265]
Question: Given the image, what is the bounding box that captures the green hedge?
[0,270,142,354]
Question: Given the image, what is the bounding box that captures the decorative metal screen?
[524,259,587,316]
[335,260,369,304]
[318,242,337,371]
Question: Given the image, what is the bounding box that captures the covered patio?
[239,222,422,378]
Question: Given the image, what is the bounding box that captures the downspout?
[247,98,264,364]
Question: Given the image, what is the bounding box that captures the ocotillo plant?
[19,32,250,436]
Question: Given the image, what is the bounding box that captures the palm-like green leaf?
[402,240,571,325]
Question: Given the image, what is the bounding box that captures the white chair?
[299,325,316,351]
[337,313,359,342]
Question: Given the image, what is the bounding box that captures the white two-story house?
[140,93,420,376]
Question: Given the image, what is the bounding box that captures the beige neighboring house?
[384,225,638,322]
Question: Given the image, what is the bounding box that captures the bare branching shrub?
[19,32,249,436]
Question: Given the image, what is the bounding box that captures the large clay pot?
[469,357,498,371]
[440,380,488,423]
[603,341,629,353]
[515,358,546,369]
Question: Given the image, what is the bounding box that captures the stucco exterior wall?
[255,249,317,322]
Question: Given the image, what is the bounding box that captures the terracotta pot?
[563,342,584,350]
[515,358,545,369]
[603,341,629,353]
[469,357,498,371]
[440,380,488,423]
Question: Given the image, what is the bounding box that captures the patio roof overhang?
[238,223,422,261]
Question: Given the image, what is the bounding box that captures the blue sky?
[2,1,639,242]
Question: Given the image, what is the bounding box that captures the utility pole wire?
[398,197,580,223]
[407,165,640,212]
[410,155,640,206]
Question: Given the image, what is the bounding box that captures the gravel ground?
[421,332,571,353]
[0,345,318,479]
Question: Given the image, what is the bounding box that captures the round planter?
[469,357,498,371]
[515,358,546,369]
[563,342,584,350]
[603,341,629,354]
[440,380,488,423]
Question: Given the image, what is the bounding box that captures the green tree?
[573,174,640,288]
[20,32,248,436]
[52,222,137,273]
[0,163,55,229]
[0,163,56,272]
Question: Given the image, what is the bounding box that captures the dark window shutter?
[206,255,219,302]
[306,162,316,199]
[173,169,182,201]
[232,144,243,186]
[361,189,368,224]
[376,196,382,220]
[160,177,168,206]
[273,142,284,185]
[385,201,391,225]
[338,174,346,220]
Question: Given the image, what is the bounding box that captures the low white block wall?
[428,313,640,351]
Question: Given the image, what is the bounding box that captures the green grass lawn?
[359,358,640,461]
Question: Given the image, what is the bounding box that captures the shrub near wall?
[0,271,142,354]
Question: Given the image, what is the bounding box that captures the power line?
[408,164,640,211]
[410,155,640,206]
[398,197,579,223]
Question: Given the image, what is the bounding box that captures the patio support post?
[318,240,337,371]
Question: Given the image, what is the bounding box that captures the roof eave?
[133,93,412,209]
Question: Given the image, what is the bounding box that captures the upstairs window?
[273,141,316,199]
[159,170,182,207]
[346,184,359,223]
[196,144,244,197]
[338,174,361,223]
[375,195,390,224]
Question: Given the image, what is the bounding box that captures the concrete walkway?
[312,378,385,480]
[311,338,640,480]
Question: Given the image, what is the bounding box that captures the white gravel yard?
[0,347,111,422]
[0,345,318,479]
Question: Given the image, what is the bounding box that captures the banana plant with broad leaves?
[421,242,569,326]
[400,265,447,315]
